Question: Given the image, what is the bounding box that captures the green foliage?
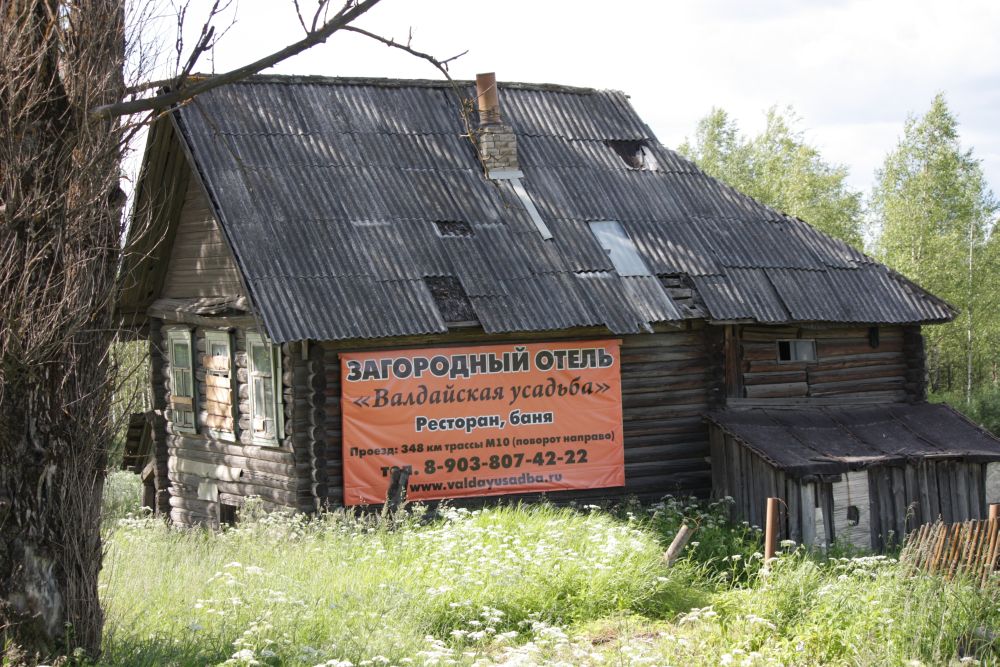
[932,386,1000,436]
[94,498,1000,666]
[870,93,1000,400]
[679,107,864,247]
[108,341,151,468]
[99,503,689,665]
[101,471,144,525]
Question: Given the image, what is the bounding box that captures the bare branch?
[90,0,383,119]
[342,25,468,78]
[292,0,309,33]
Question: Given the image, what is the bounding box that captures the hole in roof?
[434,220,474,238]
[606,139,659,170]
[588,221,652,277]
[424,276,477,323]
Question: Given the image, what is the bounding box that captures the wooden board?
[831,471,871,550]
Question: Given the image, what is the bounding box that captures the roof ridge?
[187,72,613,96]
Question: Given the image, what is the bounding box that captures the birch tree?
[679,107,864,247]
[870,93,999,400]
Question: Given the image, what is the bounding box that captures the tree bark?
[0,0,125,658]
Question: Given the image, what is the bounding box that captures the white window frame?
[246,332,284,446]
[777,339,817,363]
[165,327,197,434]
[204,329,236,441]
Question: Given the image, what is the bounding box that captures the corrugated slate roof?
[706,404,1000,478]
[172,75,955,343]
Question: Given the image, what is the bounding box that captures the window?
[606,139,659,170]
[165,328,196,434]
[868,326,880,349]
[246,332,284,446]
[777,339,817,363]
[588,220,652,276]
[204,330,235,440]
[425,276,476,323]
[434,220,474,238]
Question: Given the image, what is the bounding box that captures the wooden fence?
[900,518,1000,586]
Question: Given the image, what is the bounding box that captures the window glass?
[205,330,234,439]
[778,339,817,362]
[588,220,652,277]
[165,328,196,434]
[172,341,191,368]
[251,343,271,375]
[246,332,282,445]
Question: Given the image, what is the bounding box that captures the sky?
[144,0,1000,200]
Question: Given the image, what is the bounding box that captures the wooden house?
[118,73,1000,546]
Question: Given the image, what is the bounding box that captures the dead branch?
[90,0,383,119]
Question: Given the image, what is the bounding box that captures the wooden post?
[385,467,410,513]
[664,524,695,566]
[764,497,779,562]
[989,503,1000,521]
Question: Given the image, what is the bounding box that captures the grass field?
[92,472,999,666]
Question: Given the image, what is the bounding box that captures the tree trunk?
[966,213,975,405]
[0,0,125,658]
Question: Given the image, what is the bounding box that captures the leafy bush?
[96,498,1000,666]
[102,470,143,524]
[100,503,691,665]
[932,386,1000,436]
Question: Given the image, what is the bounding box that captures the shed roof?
[706,403,1000,478]
[148,75,953,342]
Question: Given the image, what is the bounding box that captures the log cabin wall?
[286,341,328,512]
[736,324,925,402]
[319,321,721,506]
[158,320,309,527]
[148,319,171,515]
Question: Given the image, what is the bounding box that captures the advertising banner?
[340,339,624,505]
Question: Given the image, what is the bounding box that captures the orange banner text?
[340,339,625,505]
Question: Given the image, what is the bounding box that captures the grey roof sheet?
[173,75,955,343]
[707,403,1000,478]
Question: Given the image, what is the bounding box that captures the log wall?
[159,321,308,527]
[737,324,925,403]
[148,319,171,515]
[320,322,720,506]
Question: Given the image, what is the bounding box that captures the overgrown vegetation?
[91,473,1000,666]
[932,386,1000,436]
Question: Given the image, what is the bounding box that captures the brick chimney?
[475,72,519,175]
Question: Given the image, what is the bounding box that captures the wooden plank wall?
[738,325,922,402]
[867,461,989,550]
[320,323,720,507]
[161,323,308,527]
[712,430,806,542]
[830,471,872,550]
[712,425,993,552]
[161,179,244,299]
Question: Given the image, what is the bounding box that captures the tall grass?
[99,496,691,665]
[96,476,1000,666]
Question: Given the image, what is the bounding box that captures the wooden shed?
[116,72,998,536]
[707,403,1000,550]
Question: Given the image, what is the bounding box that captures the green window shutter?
[246,332,283,446]
[165,327,197,434]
